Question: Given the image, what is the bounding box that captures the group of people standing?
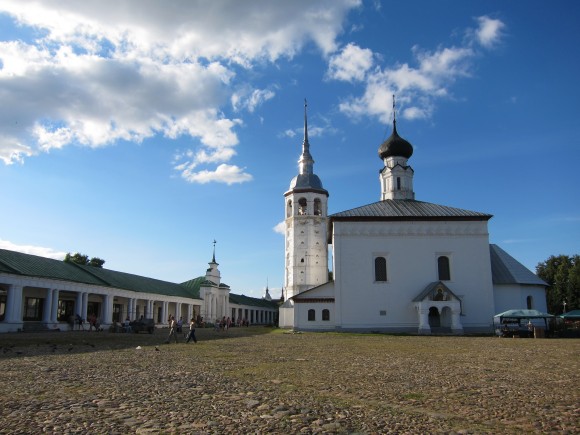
[165,315,197,344]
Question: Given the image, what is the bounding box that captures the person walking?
[166,315,178,343]
[185,317,197,343]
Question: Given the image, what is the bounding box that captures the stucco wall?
[493,284,548,314]
[332,220,495,332]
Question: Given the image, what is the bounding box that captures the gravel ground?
[0,327,578,434]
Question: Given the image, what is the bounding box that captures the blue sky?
[0,0,578,299]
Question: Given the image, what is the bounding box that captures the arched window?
[322,309,330,321]
[314,198,322,216]
[286,200,292,218]
[308,309,315,321]
[527,295,533,309]
[375,257,387,282]
[298,197,307,215]
[438,256,450,281]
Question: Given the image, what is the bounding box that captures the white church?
[279,101,547,334]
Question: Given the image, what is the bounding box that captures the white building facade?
[281,103,547,334]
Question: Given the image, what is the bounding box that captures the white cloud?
[335,17,502,124]
[327,43,373,82]
[232,88,276,113]
[475,16,505,48]
[0,0,360,181]
[0,239,67,260]
[273,221,285,235]
[179,163,252,185]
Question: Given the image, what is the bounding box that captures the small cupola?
[378,118,413,160]
[378,96,415,201]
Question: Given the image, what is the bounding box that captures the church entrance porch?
[414,281,464,335]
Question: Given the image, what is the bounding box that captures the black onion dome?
[378,121,413,159]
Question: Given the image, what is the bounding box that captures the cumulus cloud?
[327,43,373,82]
[179,163,252,185]
[273,221,285,235]
[0,239,67,260]
[232,87,276,113]
[0,0,360,184]
[475,16,505,48]
[335,16,504,124]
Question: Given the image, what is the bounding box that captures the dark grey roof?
[490,244,547,286]
[330,199,492,221]
[287,173,328,194]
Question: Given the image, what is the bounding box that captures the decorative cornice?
[333,221,488,237]
[294,297,335,303]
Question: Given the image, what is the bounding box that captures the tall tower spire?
[282,100,329,307]
[299,99,314,176]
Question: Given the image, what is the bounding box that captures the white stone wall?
[284,191,328,299]
[493,284,548,314]
[331,219,495,332]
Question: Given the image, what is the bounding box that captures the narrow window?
[438,256,451,281]
[396,177,401,190]
[322,309,330,321]
[286,200,292,218]
[308,309,315,321]
[526,296,533,309]
[298,197,307,215]
[314,198,322,216]
[375,257,387,282]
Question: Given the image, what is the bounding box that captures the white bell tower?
[283,100,329,300]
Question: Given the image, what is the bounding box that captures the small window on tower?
[397,177,401,190]
[301,258,304,263]
[298,197,307,215]
[314,198,322,216]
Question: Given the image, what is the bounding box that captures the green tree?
[64,252,105,268]
[536,255,580,313]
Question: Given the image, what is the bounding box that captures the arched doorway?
[428,307,440,327]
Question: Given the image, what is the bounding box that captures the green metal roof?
[494,309,554,319]
[0,249,108,286]
[229,293,279,308]
[180,276,205,299]
[0,249,200,300]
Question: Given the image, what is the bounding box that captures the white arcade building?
[279,102,547,334]
[0,247,278,333]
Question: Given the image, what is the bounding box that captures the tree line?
[64,252,105,268]
[536,254,580,314]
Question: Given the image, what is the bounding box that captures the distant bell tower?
[378,96,415,200]
[284,100,329,300]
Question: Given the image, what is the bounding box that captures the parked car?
[129,318,155,334]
